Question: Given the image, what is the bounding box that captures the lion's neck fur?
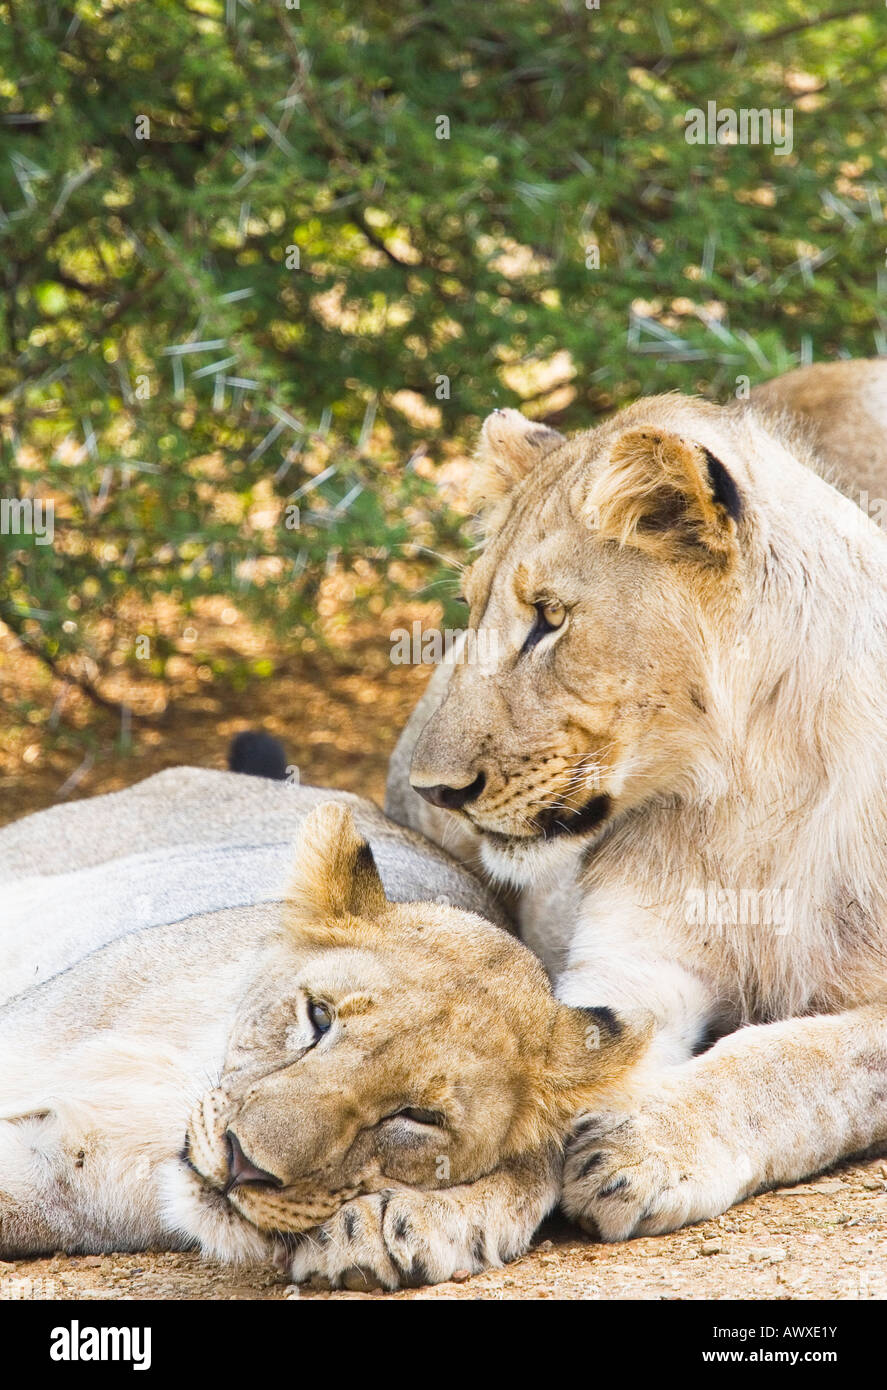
[576,436,887,1025]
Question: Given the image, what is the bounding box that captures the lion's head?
[183,802,644,1249]
[409,396,814,885]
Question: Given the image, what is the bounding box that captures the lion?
[0,767,647,1289]
[386,358,887,1242]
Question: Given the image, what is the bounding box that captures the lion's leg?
[563,1003,887,1241]
[288,1145,562,1290]
[0,1115,83,1257]
[0,1107,184,1257]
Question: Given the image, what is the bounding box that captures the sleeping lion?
[0,768,645,1289]
[387,358,887,1241]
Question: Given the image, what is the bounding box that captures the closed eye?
[521,598,567,654]
[394,1107,446,1128]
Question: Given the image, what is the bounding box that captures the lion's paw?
[288,1189,489,1292]
[562,1108,750,1242]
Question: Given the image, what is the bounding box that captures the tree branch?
[1,605,165,724]
[627,7,871,69]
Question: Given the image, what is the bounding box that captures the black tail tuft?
[227,730,288,781]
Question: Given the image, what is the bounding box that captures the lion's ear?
[546,1004,652,1112]
[469,408,564,515]
[286,802,387,928]
[585,427,742,565]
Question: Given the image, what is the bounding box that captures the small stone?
[451,1268,471,1283]
[748,1246,786,1263]
[861,1178,883,1190]
[536,1239,553,1251]
[700,1239,722,1256]
[81,1255,102,1268]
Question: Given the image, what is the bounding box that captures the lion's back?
[750,358,887,498]
[0,768,510,1013]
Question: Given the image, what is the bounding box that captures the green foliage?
[1,0,884,704]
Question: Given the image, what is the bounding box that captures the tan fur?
[470,408,566,517]
[0,782,646,1287]
[589,427,740,565]
[750,358,887,501]
[389,359,887,1240]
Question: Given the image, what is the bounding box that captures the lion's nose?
[412,771,486,810]
[224,1132,282,1191]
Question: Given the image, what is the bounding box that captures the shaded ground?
[0,616,428,823]
[2,621,886,1301]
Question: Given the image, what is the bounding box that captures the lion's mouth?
[535,792,612,840]
[181,1131,361,1235]
[180,1134,228,1198]
[480,791,613,847]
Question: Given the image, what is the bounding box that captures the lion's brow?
[336,992,374,1017]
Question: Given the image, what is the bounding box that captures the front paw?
[288,1189,488,1292]
[562,1108,753,1241]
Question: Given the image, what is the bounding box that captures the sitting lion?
[386,358,887,1241]
[0,768,645,1288]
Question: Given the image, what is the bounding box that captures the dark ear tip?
[702,447,742,522]
[574,1004,624,1039]
[355,840,378,875]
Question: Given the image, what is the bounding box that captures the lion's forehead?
[236,953,542,1068]
[468,496,626,622]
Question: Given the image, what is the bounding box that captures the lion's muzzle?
[535,792,612,840]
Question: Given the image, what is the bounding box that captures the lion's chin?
[476,793,614,888]
[228,1181,359,1234]
[158,1159,276,1264]
[479,825,603,890]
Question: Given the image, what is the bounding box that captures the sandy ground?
[2,626,886,1301]
[3,1162,886,1301]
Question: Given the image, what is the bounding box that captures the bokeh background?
[2,0,885,820]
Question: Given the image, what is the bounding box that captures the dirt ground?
[5,1166,886,1301]
[2,619,886,1301]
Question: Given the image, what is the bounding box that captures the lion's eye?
[540,599,566,629]
[308,1000,333,1035]
[522,598,567,653]
[398,1107,445,1127]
